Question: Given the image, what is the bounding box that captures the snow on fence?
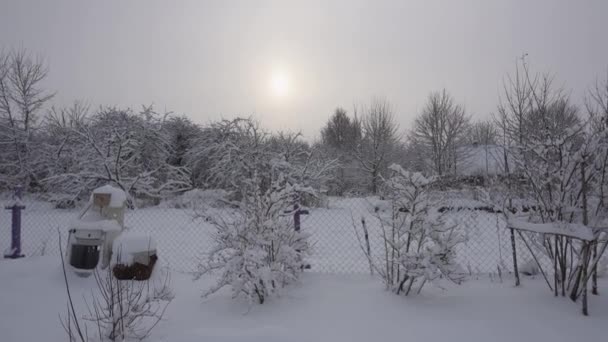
[0,195,545,275]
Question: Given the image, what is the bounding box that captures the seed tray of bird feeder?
[111,234,158,280]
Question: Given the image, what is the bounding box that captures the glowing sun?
[270,69,289,97]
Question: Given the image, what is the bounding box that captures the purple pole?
[292,203,311,269]
[293,203,309,232]
[4,185,25,259]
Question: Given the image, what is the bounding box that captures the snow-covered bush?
[504,117,608,314]
[356,164,466,295]
[195,173,311,304]
[498,66,608,315]
[193,118,325,304]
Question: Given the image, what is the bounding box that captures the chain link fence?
[0,192,544,276]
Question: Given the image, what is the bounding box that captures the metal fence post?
[4,185,26,259]
[293,203,309,232]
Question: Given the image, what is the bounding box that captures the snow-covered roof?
[91,185,127,207]
[113,234,157,254]
[69,218,122,232]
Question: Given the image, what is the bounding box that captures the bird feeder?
[111,234,158,280]
[67,185,127,276]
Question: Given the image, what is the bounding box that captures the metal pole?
[293,203,309,232]
[4,185,25,259]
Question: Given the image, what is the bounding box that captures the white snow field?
[0,256,607,342]
[1,195,608,341]
[0,196,528,275]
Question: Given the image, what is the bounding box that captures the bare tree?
[586,69,608,132]
[496,56,578,165]
[0,48,54,190]
[496,56,534,152]
[411,89,470,176]
[467,120,497,145]
[356,98,399,194]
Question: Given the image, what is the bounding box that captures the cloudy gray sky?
[1,0,607,139]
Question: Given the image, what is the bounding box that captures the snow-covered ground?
[1,256,607,342]
[1,196,607,341]
[0,196,537,275]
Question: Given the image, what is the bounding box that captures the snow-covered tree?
[187,118,336,200]
[502,73,608,314]
[36,102,89,206]
[162,115,201,182]
[356,164,466,295]
[493,57,583,288]
[42,106,191,206]
[267,131,338,201]
[0,49,54,191]
[185,118,265,191]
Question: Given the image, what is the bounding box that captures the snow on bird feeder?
[111,234,158,281]
[67,185,127,277]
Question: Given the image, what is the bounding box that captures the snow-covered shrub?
[497,67,608,314]
[356,164,466,295]
[195,173,311,304]
[193,118,324,304]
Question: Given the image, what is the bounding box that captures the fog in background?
[1,0,607,139]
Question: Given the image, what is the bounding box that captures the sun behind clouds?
[270,69,289,98]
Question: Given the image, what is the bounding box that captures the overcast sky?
[1,0,607,139]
